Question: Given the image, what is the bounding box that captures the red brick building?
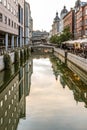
[63,9,75,38]
[75,4,87,39]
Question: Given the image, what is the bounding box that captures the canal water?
[17,55,87,130]
[0,54,87,130]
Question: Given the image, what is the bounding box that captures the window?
[5,127,7,130]
[85,19,87,24]
[14,10,16,15]
[9,90,11,95]
[9,118,11,124]
[5,110,7,116]
[0,0,2,3]
[7,3,10,10]
[14,22,16,28]
[0,100,3,107]
[12,21,13,27]
[0,117,3,125]
[9,104,11,109]
[14,95,16,99]
[4,16,7,24]
[14,107,16,112]
[4,0,7,7]
[8,18,10,26]
[12,126,14,130]
[12,86,13,91]
[0,13,3,22]
[85,29,87,35]
[5,94,7,101]
[12,113,13,117]
[85,9,87,15]
[11,7,13,13]
[16,0,18,5]
[11,99,13,104]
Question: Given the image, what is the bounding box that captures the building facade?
[24,2,33,45]
[52,12,60,35]
[18,0,25,47]
[63,9,75,38]
[24,2,30,45]
[29,15,33,44]
[32,30,49,43]
[75,3,87,39]
[0,0,25,50]
[59,6,68,33]
[0,58,33,130]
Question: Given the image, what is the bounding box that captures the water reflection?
[17,54,87,130]
[50,56,87,107]
[0,57,33,130]
[0,54,87,130]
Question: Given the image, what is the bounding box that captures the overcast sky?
[26,0,86,32]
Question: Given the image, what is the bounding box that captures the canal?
[0,54,87,130]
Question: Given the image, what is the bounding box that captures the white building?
[0,0,25,50]
[52,12,60,35]
[59,6,68,33]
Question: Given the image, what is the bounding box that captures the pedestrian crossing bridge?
[31,43,54,53]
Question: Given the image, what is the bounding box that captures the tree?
[50,26,72,46]
[62,26,72,41]
[50,35,58,44]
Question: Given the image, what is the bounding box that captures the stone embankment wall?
[0,46,31,71]
[0,52,15,71]
[54,48,65,63]
[67,53,87,72]
[0,55,4,71]
[54,48,87,73]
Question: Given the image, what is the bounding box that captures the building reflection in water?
[50,56,87,108]
[0,57,33,130]
[0,53,87,130]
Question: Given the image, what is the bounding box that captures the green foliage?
[62,26,72,41]
[50,35,58,44]
[4,53,12,70]
[50,26,72,45]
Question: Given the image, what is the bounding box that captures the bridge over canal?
[31,43,54,53]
